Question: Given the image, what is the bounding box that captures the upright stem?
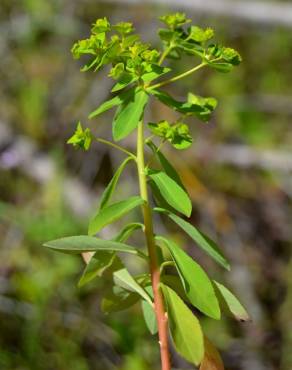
[136,121,171,370]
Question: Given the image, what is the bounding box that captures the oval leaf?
[156,236,220,319]
[213,281,250,322]
[155,208,230,270]
[161,284,204,365]
[43,235,147,259]
[99,156,134,210]
[149,171,192,217]
[88,196,144,236]
[200,337,224,370]
[113,88,148,141]
[141,300,158,335]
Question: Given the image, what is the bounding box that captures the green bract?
[67,122,92,150]
[44,13,246,370]
[159,13,191,29]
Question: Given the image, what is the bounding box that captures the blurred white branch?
[104,0,292,27]
[190,140,292,173]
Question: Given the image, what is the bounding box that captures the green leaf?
[156,236,220,319]
[113,222,144,243]
[88,196,144,236]
[88,88,134,119]
[43,235,147,259]
[111,73,138,92]
[102,286,139,313]
[147,121,192,150]
[149,179,178,214]
[150,89,217,122]
[141,300,157,335]
[148,171,192,217]
[114,268,152,305]
[91,17,111,34]
[141,65,171,83]
[78,251,115,287]
[159,13,191,30]
[188,26,214,43]
[113,21,134,35]
[161,284,204,365]
[213,281,250,322]
[108,62,124,79]
[113,88,148,141]
[67,122,92,151]
[160,274,188,302]
[221,47,242,65]
[207,62,233,73]
[99,156,134,210]
[155,209,230,270]
[78,221,144,288]
[147,141,186,191]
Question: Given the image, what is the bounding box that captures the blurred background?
[0,1,292,369]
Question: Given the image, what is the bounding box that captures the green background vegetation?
[0,1,291,369]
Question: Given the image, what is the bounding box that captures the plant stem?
[96,138,136,159]
[136,121,171,370]
[149,62,207,90]
[158,45,172,65]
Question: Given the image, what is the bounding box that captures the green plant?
[44,13,249,370]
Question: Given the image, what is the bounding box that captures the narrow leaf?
[88,196,144,236]
[141,300,157,335]
[88,88,134,119]
[43,236,147,259]
[156,236,220,319]
[113,88,148,141]
[150,89,217,121]
[114,268,152,305]
[147,141,186,191]
[161,284,204,365]
[200,337,224,370]
[111,73,138,92]
[78,251,115,287]
[149,171,192,217]
[155,208,230,270]
[213,281,250,322]
[99,156,133,210]
[113,222,144,243]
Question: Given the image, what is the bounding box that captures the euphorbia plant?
[44,13,249,370]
